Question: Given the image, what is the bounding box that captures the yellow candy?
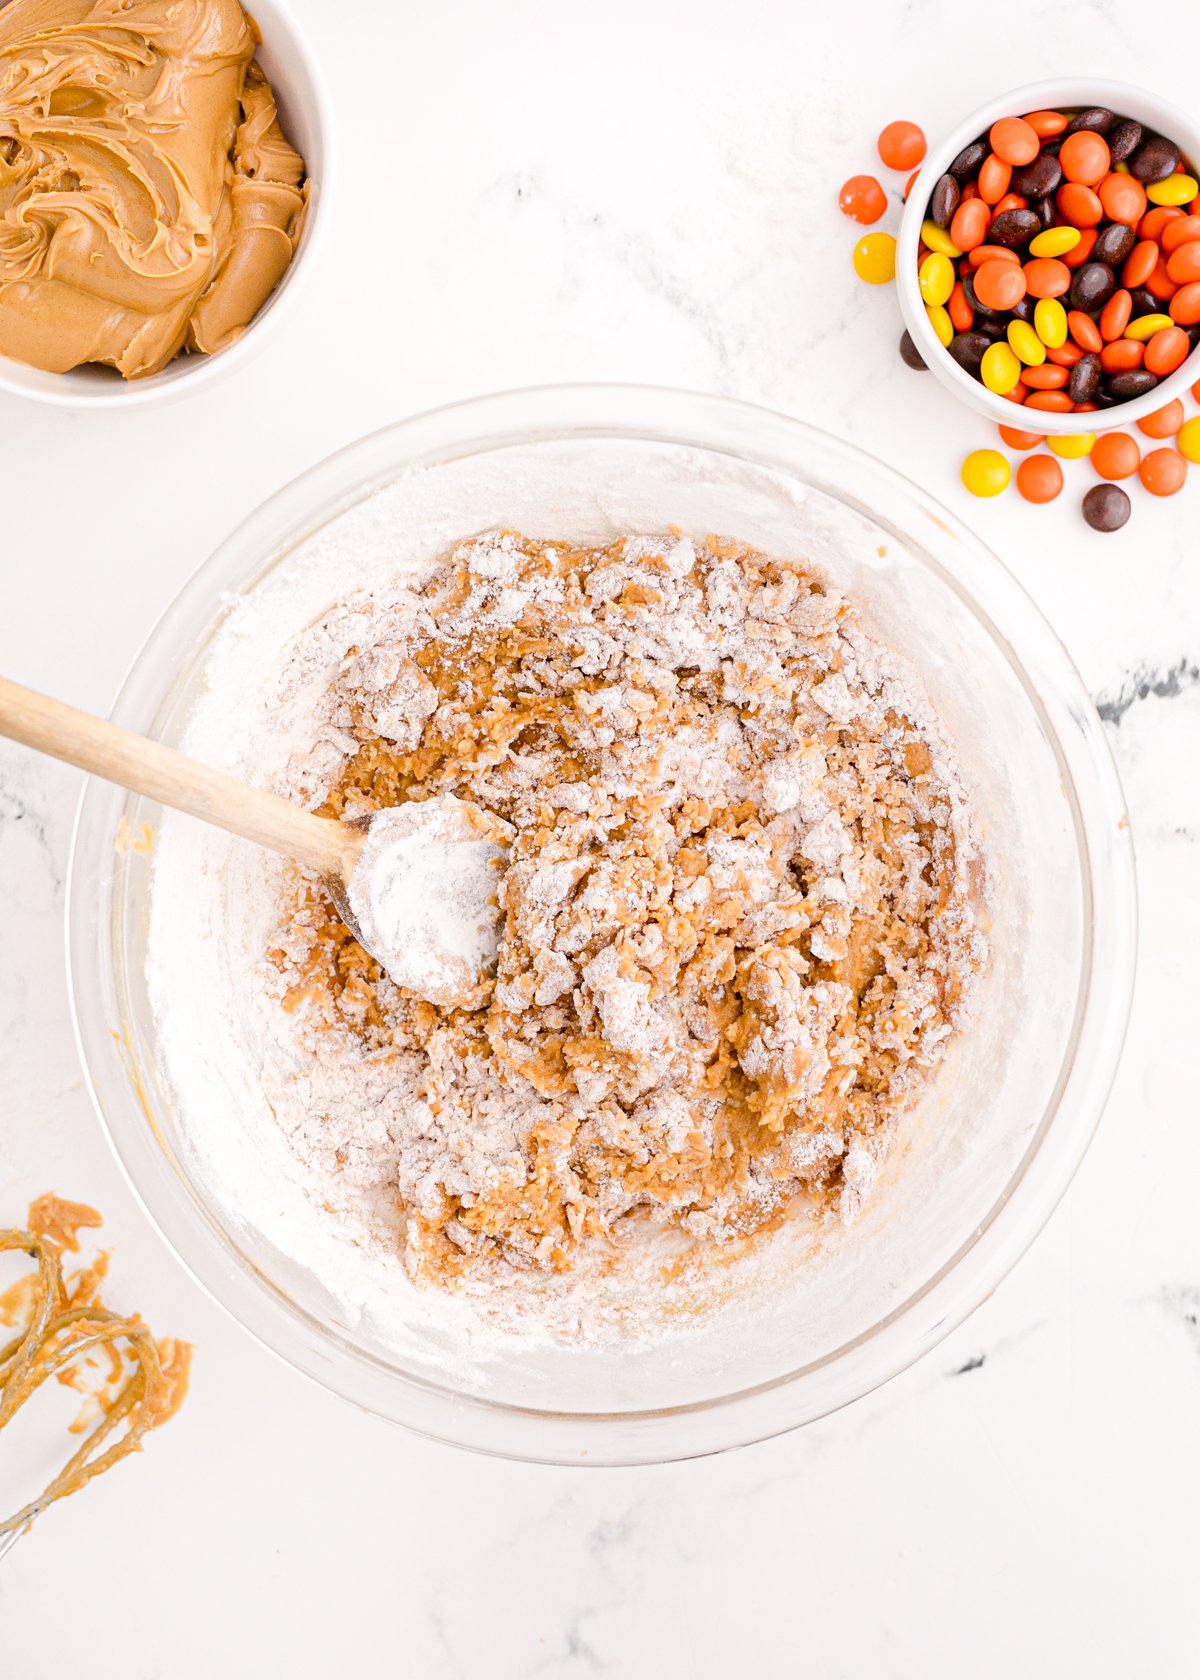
[961,449,1010,497]
[1124,313,1175,342]
[919,252,955,307]
[1034,297,1068,349]
[853,232,897,284]
[1178,416,1200,464]
[1029,226,1082,259]
[1007,319,1046,366]
[1048,433,1095,459]
[980,340,1022,395]
[921,219,963,259]
[926,303,954,346]
[1146,174,1198,206]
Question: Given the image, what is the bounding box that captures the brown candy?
[1082,484,1131,531]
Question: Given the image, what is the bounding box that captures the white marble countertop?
[2,1,1197,1673]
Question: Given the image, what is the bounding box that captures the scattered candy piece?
[998,423,1044,449]
[961,448,1011,496]
[1048,432,1095,458]
[878,121,926,171]
[839,175,888,224]
[899,329,928,370]
[1090,431,1141,479]
[853,232,897,283]
[1082,483,1131,530]
[1016,454,1064,502]
[1136,399,1185,438]
[1177,416,1200,462]
[1139,446,1188,494]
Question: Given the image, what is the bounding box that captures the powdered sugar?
[258,526,985,1292]
[346,795,509,1007]
[144,443,1000,1367]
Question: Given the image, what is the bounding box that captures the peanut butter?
[0,0,308,378]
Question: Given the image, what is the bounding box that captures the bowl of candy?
[897,80,1200,438]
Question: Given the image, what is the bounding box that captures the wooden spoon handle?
[0,676,356,880]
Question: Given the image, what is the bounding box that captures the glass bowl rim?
[65,382,1137,1465]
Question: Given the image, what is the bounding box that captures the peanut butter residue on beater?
[0,1196,190,1546]
[0,0,308,378]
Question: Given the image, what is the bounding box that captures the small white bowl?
[898,79,1200,435]
[0,0,334,409]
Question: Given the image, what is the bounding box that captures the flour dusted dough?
[263,528,987,1294]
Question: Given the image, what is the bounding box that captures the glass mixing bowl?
[67,385,1136,1464]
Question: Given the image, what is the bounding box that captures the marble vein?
[1095,658,1200,726]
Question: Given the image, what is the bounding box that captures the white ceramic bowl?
[67,386,1137,1465]
[898,79,1200,435]
[0,0,334,410]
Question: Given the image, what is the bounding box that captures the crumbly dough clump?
[271,530,986,1286]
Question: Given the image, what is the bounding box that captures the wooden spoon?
[0,675,369,941]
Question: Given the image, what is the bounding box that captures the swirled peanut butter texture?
[0,0,308,377]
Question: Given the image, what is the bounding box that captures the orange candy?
[1144,325,1191,377]
[991,191,1029,218]
[1016,454,1064,503]
[1145,255,1180,301]
[978,153,1013,205]
[973,258,1026,310]
[1067,311,1103,353]
[1023,110,1069,138]
[1167,242,1200,284]
[1025,390,1074,412]
[1169,281,1200,326]
[839,175,889,224]
[1161,217,1200,254]
[1060,130,1111,186]
[1098,173,1147,226]
[903,169,921,201]
[1122,240,1160,288]
[989,117,1041,166]
[1048,341,1085,367]
[1139,447,1188,496]
[998,424,1044,449]
[968,243,1021,267]
[1022,363,1069,389]
[1057,183,1104,227]
[948,281,974,332]
[1023,257,1071,298]
[950,197,991,251]
[1062,227,1098,269]
[1090,432,1141,480]
[1194,378,1200,401]
[1100,339,1145,371]
[878,121,926,171]
[1139,206,1184,243]
[1003,381,1030,405]
[1099,289,1133,341]
[1136,400,1185,438]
